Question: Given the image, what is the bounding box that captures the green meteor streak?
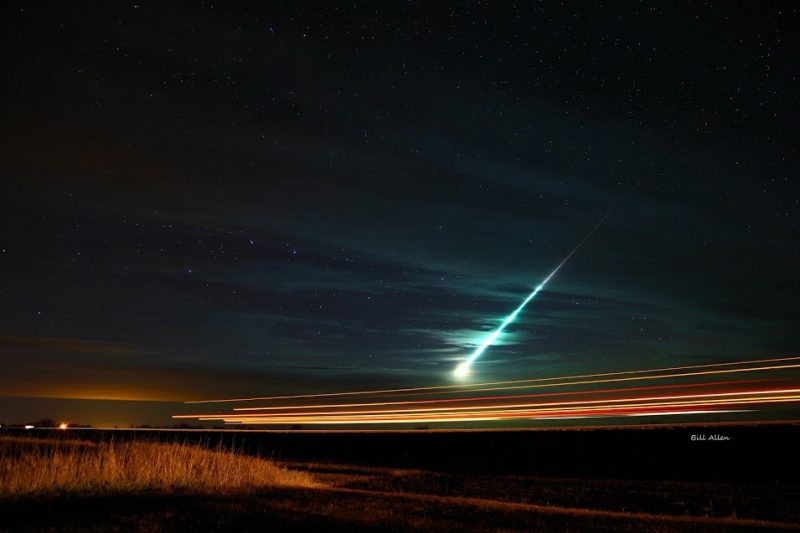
[454,213,610,378]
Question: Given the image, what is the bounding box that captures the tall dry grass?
[0,436,317,496]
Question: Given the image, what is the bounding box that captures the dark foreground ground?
[33,421,800,480]
[2,423,800,531]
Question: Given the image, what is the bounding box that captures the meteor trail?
[454,212,610,377]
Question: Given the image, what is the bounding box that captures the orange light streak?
[183,393,800,425]
[178,387,800,420]
[185,354,800,404]
[228,379,762,412]
[175,355,800,427]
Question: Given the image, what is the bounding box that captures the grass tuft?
[0,436,317,496]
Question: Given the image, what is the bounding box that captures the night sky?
[2,2,799,426]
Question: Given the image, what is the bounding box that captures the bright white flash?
[453,361,471,378]
[453,213,610,377]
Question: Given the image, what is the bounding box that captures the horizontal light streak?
[216,409,747,424]
[175,356,800,427]
[176,388,800,420]
[205,403,760,425]
[180,393,800,425]
[223,395,800,419]
[228,380,761,412]
[622,410,750,417]
[409,363,800,397]
[185,354,800,404]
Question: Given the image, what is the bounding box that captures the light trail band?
[174,355,800,426]
[185,354,800,404]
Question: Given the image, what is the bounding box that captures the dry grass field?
[1,432,799,531]
[0,436,316,496]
